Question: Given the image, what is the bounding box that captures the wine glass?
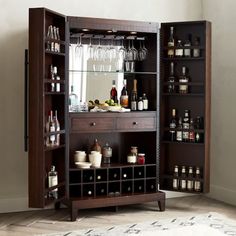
[130,40,138,61]
[75,35,83,59]
[87,37,94,59]
[118,39,126,60]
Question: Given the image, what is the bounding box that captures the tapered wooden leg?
[70,203,78,221]
[158,199,165,211]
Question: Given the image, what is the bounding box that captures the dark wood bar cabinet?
[28,8,211,221]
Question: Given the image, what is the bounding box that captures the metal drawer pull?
[90,122,96,126]
[133,121,138,125]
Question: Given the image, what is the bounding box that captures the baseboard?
[0,197,32,213]
[207,184,236,206]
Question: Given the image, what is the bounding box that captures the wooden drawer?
[116,117,156,131]
[70,117,114,132]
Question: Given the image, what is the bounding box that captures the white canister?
[74,151,86,162]
[89,152,102,167]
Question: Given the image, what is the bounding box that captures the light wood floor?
[0,196,236,236]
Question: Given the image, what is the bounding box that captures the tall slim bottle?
[110,80,118,103]
[167,62,176,93]
[167,27,175,58]
[131,79,137,111]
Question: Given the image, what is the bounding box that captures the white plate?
[75,162,92,169]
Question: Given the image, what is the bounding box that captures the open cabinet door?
[159,21,211,194]
[28,8,67,208]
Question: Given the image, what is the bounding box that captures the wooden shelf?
[162,57,204,61]
[45,51,65,56]
[162,93,204,96]
[161,140,204,145]
[164,127,204,133]
[162,82,204,86]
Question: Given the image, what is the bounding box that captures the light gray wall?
[203,0,236,205]
[0,0,202,212]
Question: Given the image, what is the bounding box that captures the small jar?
[137,153,145,165]
[127,152,137,163]
[130,146,138,155]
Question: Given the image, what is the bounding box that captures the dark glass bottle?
[167,62,176,93]
[173,165,179,190]
[120,79,129,108]
[169,108,177,141]
[131,79,137,111]
[189,118,195,142]
[175,40,183,57]
[110,80,118,103]
[176,117,183,142]
[182,110,190,142]
[167,26,175,57]
[180,166,187,191]
[179,66,189,94]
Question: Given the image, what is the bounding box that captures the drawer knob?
[133,121,138,125]
[90,122,96,126]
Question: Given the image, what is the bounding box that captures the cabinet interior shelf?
[69,70,157,75]
[160,188,203,194]
[161,174,204,182]
[44,130,65,136]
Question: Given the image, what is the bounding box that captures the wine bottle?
[54,110,60,146]
[180,166,187,190]
[184,34,191,57]
[167,62,175,93]
[179,66,189,94]
[194,167,201,192]
[120,79,129,108]
[169,108,177,141]
[173,165,179,190]
[50,65,55,92]
[182,110,190,142]
[167,26,175,57]
[187,166,194,191]
[176,117,183,142]
[49,110,56,146]
[110,80,118,103]
[193,37,200,57]
[142,93,148,110]
[175,40,183,57]
[131,79,137,111]
[69,85,78,112]
[189,118,195,142]
[48,165,58,199]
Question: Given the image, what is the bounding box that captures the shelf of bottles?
[161,165,203,193]
[69,164,157,198]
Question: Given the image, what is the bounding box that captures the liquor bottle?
[173,165,179,190]
[49,110,56,146]
[193,37,200,57]
[167,26,175,57]
[176,117,183,142]
[187,166,194,191]
[48,165,58,199]
[54,110,60,146]
[138,97,143,111]
[46,25,52,51]
[69,85,78,112]
[120,79,129,108]
[182,110,190,142]
[131,79,137,111]
[194,167,201,192]
[110,79,118,103]
[50,65,55,92]
[169,108,177,141]
[142,93,148,110]
[55,27,61,53]
[53,66,61,92]
[91,139,102,153]
[175,40,183,57]
[189,118,195,142]
[102,142,112,164]
[167,62,176,93]
[180,166,187,191]
[49,25,55,51]
[45,114,50,147]
[184,35,192,57]
[53,26,60,52]
[179,66,189,94]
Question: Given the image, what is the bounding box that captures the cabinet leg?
[54,202,61,210]
[70,204,78,221]
[158,199,165,211]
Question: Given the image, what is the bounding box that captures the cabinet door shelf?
[164,128,204,133]
[44,38,66,45]
[44,130,65,136]
[162,82,204,86]
[44,144,65,152]
[161,140,204,145]
[162,93,204,96]
[44,79,65,84]
[163,46,204,50]
[45,181,66,193]
[45,51,65,56]
[162,57,204,61]
[161,174,204,182]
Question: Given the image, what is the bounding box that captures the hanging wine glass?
[87,37,94,59]
[75,35,83,59]
[131,39,138,61]
[126,40,133,61]
[118,39,126,60]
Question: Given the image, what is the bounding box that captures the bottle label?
[120,95,128,107]
[184,49,191,57]
[193,49,200,57]
[48,175,58,188]
[176,131,182,141]
[173,178,178,189]
[187,180,193,190]
[181,180,186,189]
[175,49,183,57]
[138,101,143,111]
[143,99,148,110]
[194,181,201,191]
[182,131,189,140]
[131,101,137,111]
[170,122,176,129]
